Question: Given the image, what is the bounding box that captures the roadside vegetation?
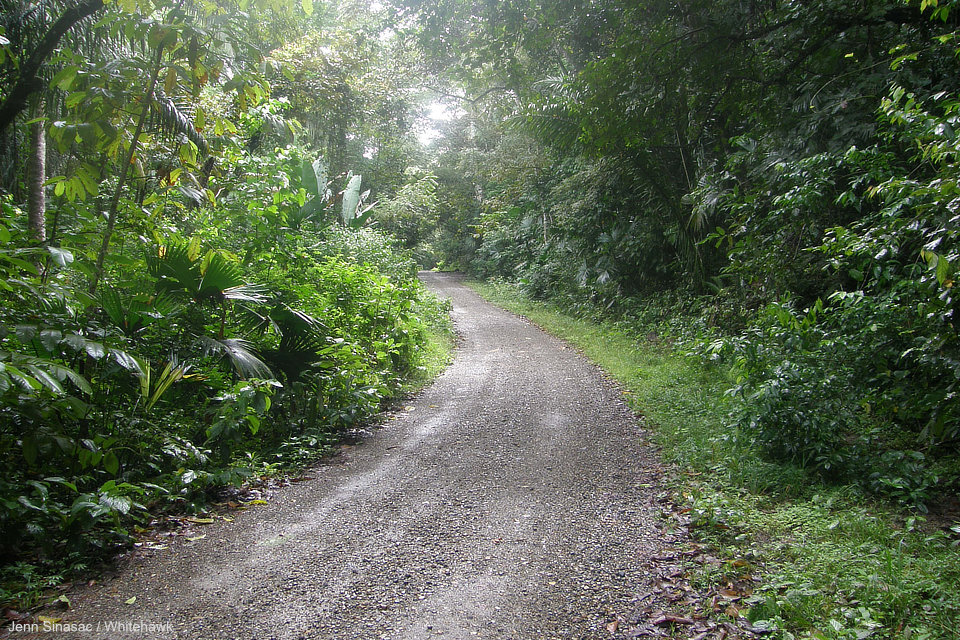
[472,279,960,640]
[0,0,452,612]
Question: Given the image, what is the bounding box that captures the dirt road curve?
[19,273,674,640]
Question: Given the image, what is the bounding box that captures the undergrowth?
[469,278,960,640]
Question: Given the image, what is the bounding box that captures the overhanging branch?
[0,0,105,134]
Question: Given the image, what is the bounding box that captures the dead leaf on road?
[651,613,694,626]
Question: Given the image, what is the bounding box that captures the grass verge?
[468,278,960,640]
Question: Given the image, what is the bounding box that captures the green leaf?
[301,0,313,17]
[5,256,38,274]
[24,364,65,394]
[103,451,120,475]
[46,246,74,267]
[936,255,951,285]
[22,437,39,466]
[84,340,106,360]
[51,65,78,91]
[16,325,38,342]
[39,329,62,351]
[164,66,177,95]
[341,174,362,224]
[99,492,131,515]
[65,91,87,109]
[110,349,145,376]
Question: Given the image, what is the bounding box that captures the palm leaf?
[260,305,329,381]
[153,92,208,155]
[196,335,273,379]
[198,252,245,300]
[148,242,202,295]
[221,283,268,304]
[0,351,91,395]
[145,359,192,412]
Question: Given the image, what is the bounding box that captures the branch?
[0,0,105,134]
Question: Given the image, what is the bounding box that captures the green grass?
[468,279,960,640]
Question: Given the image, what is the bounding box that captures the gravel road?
[18,272,677,640]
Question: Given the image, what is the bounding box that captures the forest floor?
[5,273,762,640]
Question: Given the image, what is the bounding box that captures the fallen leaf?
[606,620,619,634]
[186,534,206,542]
[725,604,740,618]
[185,517,215,524]
[38,615,62,625]
[651,614,694,626]
[125,596,137,605]
[246,499,268,506]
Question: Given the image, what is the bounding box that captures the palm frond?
[505,104,583,153]
[221,283,267,304]
[0,350,91,395]
[99,288,179,335]
[153,92,208,156]
[196,335,273,380]
[198,252,246,299]
[148,242,202,295]
[260,305,330,381]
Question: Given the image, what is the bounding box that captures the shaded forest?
[2,0,959,636]
[416,0,960,505]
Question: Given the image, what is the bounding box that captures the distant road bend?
[29,272,673,640]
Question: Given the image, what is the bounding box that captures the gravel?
[13,272,680,640]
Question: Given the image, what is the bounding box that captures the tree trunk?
[26,101,46,243]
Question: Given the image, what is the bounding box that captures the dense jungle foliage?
[407,0,960,508]
[2,0,960,634]
[0,0,451,603]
